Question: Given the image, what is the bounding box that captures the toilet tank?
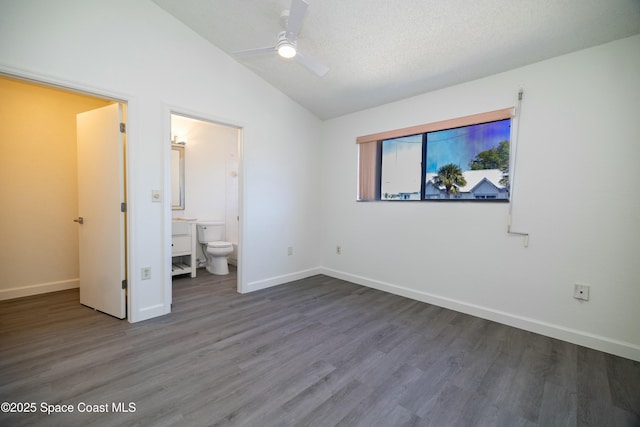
[196,221,225,243]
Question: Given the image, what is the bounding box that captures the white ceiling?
[153,0,640,120]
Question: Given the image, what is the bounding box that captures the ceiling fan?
[232,0,329,77]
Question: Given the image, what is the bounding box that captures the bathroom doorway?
[0,74,130,318]
[169,112,242,291]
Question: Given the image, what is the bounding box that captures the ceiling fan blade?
[295,51,329,77]
[233,46,276,57]
[286,0,308,39]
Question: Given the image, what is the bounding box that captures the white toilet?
[196,221,233,275]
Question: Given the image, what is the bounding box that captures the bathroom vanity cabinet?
[172,220,197,278]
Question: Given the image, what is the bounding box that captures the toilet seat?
[207,241,232,248]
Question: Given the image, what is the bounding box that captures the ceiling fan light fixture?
[233,1,328,77]
[277,41,297,58]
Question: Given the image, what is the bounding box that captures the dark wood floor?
[1,270,638,426]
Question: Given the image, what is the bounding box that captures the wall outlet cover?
[574,283,590,301]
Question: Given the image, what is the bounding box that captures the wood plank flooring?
[1,271,639,426]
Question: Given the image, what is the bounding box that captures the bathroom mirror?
[171,143,185,210]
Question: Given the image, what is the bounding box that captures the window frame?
[357,108,514,202]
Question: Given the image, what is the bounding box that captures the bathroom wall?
[225,136,239,247]
[171,114,239,264]
[0,76,112,299]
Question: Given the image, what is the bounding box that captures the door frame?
[163,105,246,297]
[1,66,135,321]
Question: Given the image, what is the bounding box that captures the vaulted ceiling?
[153,0,640,120]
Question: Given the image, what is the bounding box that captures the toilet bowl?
[196,222,233,275]
[204,242,233,275]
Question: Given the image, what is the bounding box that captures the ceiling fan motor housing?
[277,31,297,58]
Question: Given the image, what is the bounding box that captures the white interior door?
[76,103,126,319]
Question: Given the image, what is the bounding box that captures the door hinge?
[121,202,127,213]
[120,122,126,133]
[122,279,127,289]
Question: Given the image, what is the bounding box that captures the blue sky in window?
[425,119,511,173]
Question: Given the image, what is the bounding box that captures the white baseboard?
[320,267,640,362]
[244,267,323,293]
[0,279,79,301]
[131,303,170,323]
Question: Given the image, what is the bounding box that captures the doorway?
[0,74,130,318]
[169,112,242,292]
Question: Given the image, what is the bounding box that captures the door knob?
[73,217,84,224]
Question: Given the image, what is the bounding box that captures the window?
[357,108,513,202]
[381,135,422,200]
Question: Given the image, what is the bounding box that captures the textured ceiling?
[153,0,640,120]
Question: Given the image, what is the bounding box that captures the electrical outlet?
[574,283,590,301]
[287,246,293,256]
[141,267,151,280]
[336,245,342,255]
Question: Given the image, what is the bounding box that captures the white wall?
[171,115,232,224]
[320,35,640,361]
[0,0,323,320]
[225,136,240,247]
